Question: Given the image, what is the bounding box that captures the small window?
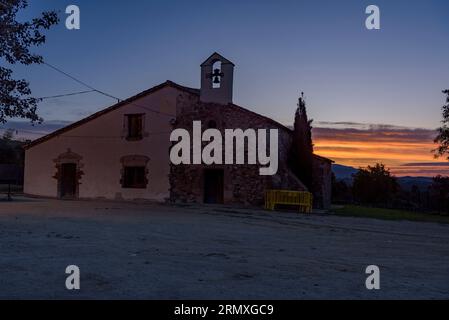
[123,166,146,189]
[126,114,144,140]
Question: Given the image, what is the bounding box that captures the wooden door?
[204,169,224,204]
[60,163,77,198]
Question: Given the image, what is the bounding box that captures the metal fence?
[265,190,313,213]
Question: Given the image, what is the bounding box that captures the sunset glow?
[312,122,449,177]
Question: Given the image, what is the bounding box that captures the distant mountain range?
[332,164,358,180]
[332,164,433,191]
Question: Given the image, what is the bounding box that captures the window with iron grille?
[123,166,146,189]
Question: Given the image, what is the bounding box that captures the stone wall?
[312,155,333,209]
[170,96,306,206]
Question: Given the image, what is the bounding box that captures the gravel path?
[0,197,448,299]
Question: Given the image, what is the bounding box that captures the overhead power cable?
[43,62,176,118]
[43,62,121,102]
[51,131,173,139]
[39,90,96,100]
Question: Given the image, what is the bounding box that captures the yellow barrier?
[265,190,313,213]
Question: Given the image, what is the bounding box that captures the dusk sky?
[4,0,449,176]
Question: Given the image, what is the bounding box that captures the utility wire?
[43,62,121,102]
[43,62,176,118]
[5,128,173,139]
[39,90,96,100]
[51,131,173,139]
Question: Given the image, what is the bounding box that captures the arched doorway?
[53,149,84,199]
[60,163,77,198]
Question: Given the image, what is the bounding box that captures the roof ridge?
[24,81,199,150]
[228,103,292,133]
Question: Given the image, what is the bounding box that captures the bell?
[213,76,220,84]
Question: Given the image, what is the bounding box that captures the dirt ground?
[0,197,448,299]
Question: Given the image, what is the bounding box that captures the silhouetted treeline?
[0,129,25,165]
[332,163,449,215]
[0,130,25,185]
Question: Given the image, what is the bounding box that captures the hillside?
[332,164,434,191]
[332,164,358,180]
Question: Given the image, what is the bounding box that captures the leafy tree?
[290,93,314,189]
[0,0,59,123]
[434,90,449,158]
[331,172,352,203]
[2,128,14,141]
[410,184,421,205]
[352,163,398,206]
[428,175,449,214]
[0,130,24,164]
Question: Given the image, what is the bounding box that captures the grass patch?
[334,205,449,224]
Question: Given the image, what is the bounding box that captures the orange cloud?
[312,122,449,177]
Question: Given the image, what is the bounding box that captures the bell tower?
[200,52,234,105]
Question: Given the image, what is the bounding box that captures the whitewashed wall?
[24,85,190,201]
